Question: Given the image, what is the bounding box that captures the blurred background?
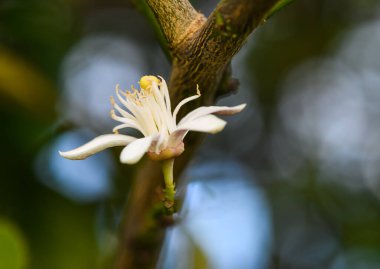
[1,0,380,268]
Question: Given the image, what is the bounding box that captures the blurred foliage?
[1,0,380,269]
[248,0,379,116]
[0,218,28,269]
[0,46,57,119]
[0,0,78,78]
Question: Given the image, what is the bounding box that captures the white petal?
[155,128,168,154]
[59,134,136,160]
[172,84,201,124]
[120,136,153,164]
[168,129,187,148]
[179,104,246,125]
[176,114,226,134]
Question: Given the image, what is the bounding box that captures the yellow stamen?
[139,75,160,90]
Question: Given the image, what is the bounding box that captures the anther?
[196,84,201,96]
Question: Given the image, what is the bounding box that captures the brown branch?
[146,0,206,51]
[171,0,281,113]
[113,161,165,269]
[114,0,281,268]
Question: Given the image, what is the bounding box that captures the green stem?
[161,158,176,214]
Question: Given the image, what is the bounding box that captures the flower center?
[125,86,145,106]
[124,75,162,107]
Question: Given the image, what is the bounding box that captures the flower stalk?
[161,158,176,214]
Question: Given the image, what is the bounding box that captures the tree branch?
[113,161,165,269]
[146,0,206,51]
[171,0,281,114]
[114,0,281,268]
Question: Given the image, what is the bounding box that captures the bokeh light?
[35,130,114,203]
[161,160,272,269]
[59,35,147,131]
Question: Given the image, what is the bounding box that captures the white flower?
[59,76,246,164]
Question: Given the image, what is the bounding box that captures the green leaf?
[265,0,296,20]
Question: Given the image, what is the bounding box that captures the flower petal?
[59,134,136,160]
[168,129,187,148]
[154,128,168,154]
[172,86,201,123]
[120,136,153,164]
[176,114,226,134]
[179,104,246,125]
